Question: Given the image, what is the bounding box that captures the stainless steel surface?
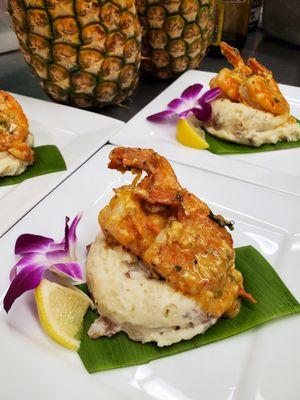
[263,0,300,46]
[0,29,299,123]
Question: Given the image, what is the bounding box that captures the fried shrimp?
[210,42,251,102]
[99,147,255,319]
[240,58,290,115]
[210,42,290,116]
[0,90,34,162]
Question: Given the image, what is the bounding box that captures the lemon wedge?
[35,279,92,350]
[176,118,209,149]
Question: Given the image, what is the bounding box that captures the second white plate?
[0,93,124,237]
[111,70,300,196]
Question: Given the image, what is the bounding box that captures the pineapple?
[138,0,216,79]
[8,0,142,107]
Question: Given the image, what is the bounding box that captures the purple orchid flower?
[147,84,221,123]
[4,214,83,313]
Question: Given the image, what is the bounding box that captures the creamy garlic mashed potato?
[86,234,217,347]
[0,133,34,177]
[203,98,300,147]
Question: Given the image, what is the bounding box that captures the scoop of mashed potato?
[203,98,300,147]
[86,234,217,347]
[0,133,34,177]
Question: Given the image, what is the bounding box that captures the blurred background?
[0,0,18,54]
[0,0,299,122]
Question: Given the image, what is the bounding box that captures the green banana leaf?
[205,119,300,154]
[78,246,300,373]
[0,145,67,187]
[205,132,300,155]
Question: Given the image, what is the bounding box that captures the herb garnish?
[208,211,235,231]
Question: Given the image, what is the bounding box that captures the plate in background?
[110,70,300,196]
[0,93,124,237]
[0,144,299,400]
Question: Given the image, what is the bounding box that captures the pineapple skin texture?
[138,0,216,79]
[8,0,142,107]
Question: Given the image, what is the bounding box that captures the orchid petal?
[147,84,219,125]
[63,216,70,252]
[9,265,19,282]
[69,214,81,243]
[4,265,47,312]
[9,257,29,281]
[147,109,175,122]
[178,109,192,118]
[5,214,83,313]
[68,213,82,259]
[9,253,47,281]
[49,242,66,251]
[46,249,70,261]
[15,234,54,255]
[202,101,213,118]
[181,84,203,101]
[191,102,212,122]
[53,263,83,281]
[198,87,222,104]
[167,98,184,110]
[15,253,47,265]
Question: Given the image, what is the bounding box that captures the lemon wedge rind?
[35,279,92,351]
[176,118,209,150]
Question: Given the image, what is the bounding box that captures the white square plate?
[111,70,300,197]
[0,145,299,400]
[0,93,124,237]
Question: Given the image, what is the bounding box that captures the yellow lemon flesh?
[176,118,209,149]
[35,279,92,350]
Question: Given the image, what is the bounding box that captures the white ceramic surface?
[0,93,124,237]
[0,145,299,400]
[110,70,300,197]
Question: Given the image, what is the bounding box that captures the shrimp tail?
[247,58,272,77]
[220,42,251,75]
[109,147,180,190]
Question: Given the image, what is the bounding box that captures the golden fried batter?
[210,42,290,116]
[99,147,255,318]
[0,90,34,162]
